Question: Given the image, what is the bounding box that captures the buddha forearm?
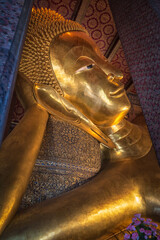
[1,160,149,240]
[0,104,48,234]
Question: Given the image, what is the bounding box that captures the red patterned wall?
[81,0,117,54]
[33,0,76,19]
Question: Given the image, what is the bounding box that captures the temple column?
[0,0,33,144]
[109,0,160,164]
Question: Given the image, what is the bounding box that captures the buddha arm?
[34,83,115,148]
[2,149,160,240]
[0,104,48,234]
[0,159,149,240]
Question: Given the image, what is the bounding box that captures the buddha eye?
[75,64,95,74]
[87,64,94,69]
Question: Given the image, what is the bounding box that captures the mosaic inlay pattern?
[20,115,101,209]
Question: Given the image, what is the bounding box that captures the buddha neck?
[100,119,152,162]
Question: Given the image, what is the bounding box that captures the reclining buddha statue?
[0,8,160,240]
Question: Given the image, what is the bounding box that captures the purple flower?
[124,233,130,239]
[146,218,152,222]
[134,220,141,226]
[153,231,157,236]
[151,222,158,227]
[144,218,152,225]
[132,232,139,240]
[125,215,159,240]
[150,226,157,232]
[143,220,150,225]
[139,228,145,233]
[145,230,152,236]
[132,217,137,222]
[134,214,141,219]
[127,224,136,231]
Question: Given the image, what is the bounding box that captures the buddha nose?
[107,64,123,80]
[102,60,123,80]
[113,67,123,80]
[107,73,124,87]
[107,73,115,82]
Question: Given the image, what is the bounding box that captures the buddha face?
[50,31,131,127]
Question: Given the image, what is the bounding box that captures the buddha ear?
[16,72,37,110]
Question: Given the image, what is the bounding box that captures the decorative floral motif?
[33,0,76,19]
[60,127,79,144]
[82,0,117,54]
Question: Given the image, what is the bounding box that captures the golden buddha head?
[19,8,131,128]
